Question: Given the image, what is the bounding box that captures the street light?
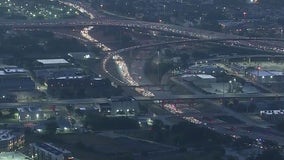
[157,51,160,82]
[228,80,232,93]
[222,82,225,100]
[257,65,261,78]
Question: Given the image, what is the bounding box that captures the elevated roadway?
[0,93,282,108]
[107,38,284,56]
[103,38,284,90]
[0,19,278,40]
[1,19,284,53]
[203,54,284,62]
[135,93,283,101]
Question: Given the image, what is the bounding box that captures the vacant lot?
[51,132,174,160]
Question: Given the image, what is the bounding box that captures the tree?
[45,120,59,135]
[84,113,139,130]
[276,121,284,132]
[151,120,167,142]
[253,149,284,160]
[66,105,74,113]
[152,120,164,132]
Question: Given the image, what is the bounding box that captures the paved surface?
[0,152,30,160]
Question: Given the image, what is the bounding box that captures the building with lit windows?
[98,96,139,116]
[30,143,74,160]
[247,0,259,4]
[0,130,25,152]
[260,110,284,122]
[182,74,216,87]
[246,70,284,83]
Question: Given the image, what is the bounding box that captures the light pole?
[157,51,160,83]
[281,27,283,38]
[229,80,232,93]
[223,81,225,95]
[222,81,225,104]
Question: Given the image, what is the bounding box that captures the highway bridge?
[135,93,283,101]
[119,84,171,88]
[1,19,284,53]
[202,54,284,62]
[103,38,284,83]
[0,93,282,108]
[1,19,282,42]
[100,36,284,92]
[1,19,283,42]
[0,19,233,41]
[108,38,284,56]
[170,54,284,66]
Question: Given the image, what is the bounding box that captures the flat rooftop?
[196,74,215,79]
[0,152,30,160]
[36,59,69,65]
[3,67,27,74]
[33,143,70,156]
[0,130,15,141]
[0,66,28,76]
[250,70,283,77]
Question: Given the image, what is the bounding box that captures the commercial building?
[45,74,114,98]
[33,68,84,83]
[98,96,139,116]
[34,118,72,134]
[36,59,69,65]
[186,65,225,75]
[34,59,71,69]
[246,70,284,83]
[182,74,216,87]
[67,52,99,60]
[98,103,112,115]
[30,143,73,160]
[0,66,35,91]
[46,76,107,89]
[247,0,258,4]
[0,152,30,160]
[0,130,25,152]
[260,110,284,122]
[32,57,91,86]
[17,107,47,122]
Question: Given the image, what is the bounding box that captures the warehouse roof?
[36,59,69,65]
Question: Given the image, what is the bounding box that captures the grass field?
[27,132,176,160]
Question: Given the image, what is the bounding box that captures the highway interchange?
[3,0,284,148]
[2,16,284,54]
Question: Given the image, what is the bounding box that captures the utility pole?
[281,27,283,39]
[157,51,160,83]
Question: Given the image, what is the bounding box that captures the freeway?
[0,19,274,40]
[1,18,284,53]
[3,0,284,148]
[135,92,283,101]
[42,0,284,146]
[107,37,284,56]
[201,54,284,62]
[0,93,282,108]
[31,1,284,99]
[102,38,284,97]
[0,98,109,108]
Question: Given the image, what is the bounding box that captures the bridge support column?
[162,100,165,107]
